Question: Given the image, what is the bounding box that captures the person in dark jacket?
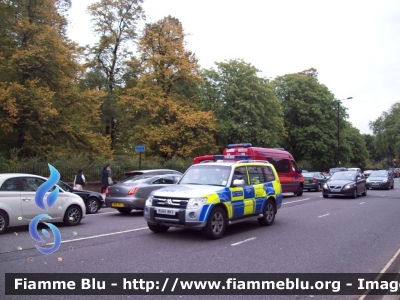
[74,169,86,190]
[101,167,110,193]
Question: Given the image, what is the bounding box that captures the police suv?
[144,160,283,239]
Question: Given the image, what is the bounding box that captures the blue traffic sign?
[135,145,145,152]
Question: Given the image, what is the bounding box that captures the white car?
[0,173,86,234]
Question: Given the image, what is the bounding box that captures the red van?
[193,143,304,196]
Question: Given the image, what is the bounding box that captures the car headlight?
[323,183,328,189]
[187,197,207,209]
[344,184,355,189]
[145,196,153,207]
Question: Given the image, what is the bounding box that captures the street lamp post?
[337,97,353,167]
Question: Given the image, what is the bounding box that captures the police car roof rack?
[199,160,216,164]
[236,160,270,164]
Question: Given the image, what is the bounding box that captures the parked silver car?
[105,174,182,214]
[0,173,86,234]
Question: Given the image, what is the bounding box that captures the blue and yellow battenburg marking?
[197,181,282,222]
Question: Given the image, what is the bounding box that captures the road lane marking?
[86,211,119,216]
[359,202,365,204]
[283,198,311,205]
[318,213,330,218]
[231,237,256,246]
[359,246,400,300]
[46,227,149,245]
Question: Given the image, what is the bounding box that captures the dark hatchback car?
[324,167,348,181]
[57,180,104,214]
[303,172,327,192]
[106,174,182,214]
[119,169,183,181]
[322,171,367,199]
[366,170,394,190]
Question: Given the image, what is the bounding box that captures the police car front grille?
[153,197,188,208]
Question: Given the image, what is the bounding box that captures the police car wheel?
[258,199,275,226]
[202,207,226,240]
[148,223,169,233]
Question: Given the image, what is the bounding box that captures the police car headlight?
[187,198,206,209]
[366,179,370,183]
[145,196,153,207]
[323,183,328,189]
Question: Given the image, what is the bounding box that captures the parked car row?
[0,169,184,234]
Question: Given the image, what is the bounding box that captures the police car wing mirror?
[232,179,246,187]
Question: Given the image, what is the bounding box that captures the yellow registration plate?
[111,202,124,207]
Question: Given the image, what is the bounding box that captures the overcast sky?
[67,0,400,135]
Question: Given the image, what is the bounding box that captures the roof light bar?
[227,143,252,149]
[212,155,252,160]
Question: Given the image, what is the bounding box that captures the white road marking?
[283,198,311,205]
[86,211,118,216]
[231,237,256,246]
[359,246,400,300]
[46,227,149,245]
[318,213,330,218]
[359,202,365,204]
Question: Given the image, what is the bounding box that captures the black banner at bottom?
[5,273,400,295]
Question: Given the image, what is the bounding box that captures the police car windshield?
[180,165,231,186]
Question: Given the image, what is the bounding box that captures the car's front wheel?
[117,208,132,215]
[296,185,303,196]
[86,197,100,214]
[258,199,276,226]
[202,206,226,239]
[315,184,321,192]
[362,186,367,196]
[63,205,82,226]
[352,189,357,199]
[148,223,169,233]
[0,211,8,235]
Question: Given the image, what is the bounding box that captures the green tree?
[369,102,400,161]
[0,0,110,160]
[87,0,145,148]
[273,69,337,166]
[116,16,217,158]
[200,59,285,151]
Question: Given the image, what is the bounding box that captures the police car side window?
[262,167,275,182]
[248,167,260,184]
[233,167,248,185]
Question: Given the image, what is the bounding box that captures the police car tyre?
[296,185,304,196]
[117,208,132,214]
[323,194,328,198]
[202,206,226,240]
[86,197,100,214]
[258,199,275,226]
[148,223,169,233]
[0,211,8,235]
[63,205,82,226]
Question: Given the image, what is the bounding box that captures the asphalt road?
[1,181,400,300]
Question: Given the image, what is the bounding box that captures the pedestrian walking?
[101,167,111,194]
[73,169,86,190]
